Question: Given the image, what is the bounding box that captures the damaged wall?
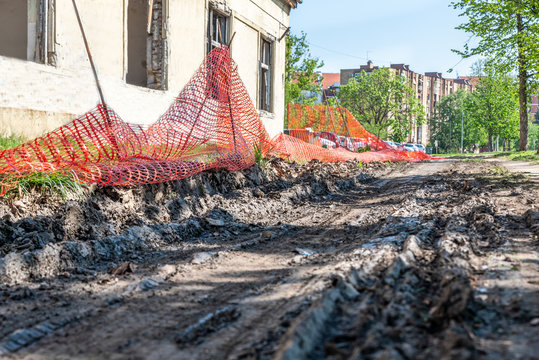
[0,0,292,138]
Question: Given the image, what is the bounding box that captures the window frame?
[259,37,272,112]
[207,7,229,53]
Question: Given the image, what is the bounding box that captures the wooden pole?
[147,0,154,34]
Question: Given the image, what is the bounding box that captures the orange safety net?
[0,47,434,196]
[0,47,270,195]
[268,103,435,164]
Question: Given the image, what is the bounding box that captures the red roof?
[458,76,481,87]
[321,73,340,90]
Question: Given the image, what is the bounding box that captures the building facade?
[340,62,473,145]
[0,0,299,139]
[531,94,539,121]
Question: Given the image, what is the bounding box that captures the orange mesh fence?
[268,103,436,164]
[0,47,434,195]
[0,47,271,195]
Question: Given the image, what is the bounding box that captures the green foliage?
[535,109,539,124]
[0,134,26,150]
[253,143,267,168]
[430,90,479,153]
[431,62,520,153]
[356,144,371,153]
[451,0,539,150]
[285,32,325,107]
[529,123,539,149]
[337,68,426,145]
[468,64,520,148]
[5,171,84,200]
[451,1,539,71]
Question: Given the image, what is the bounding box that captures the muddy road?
[0,159,538,359]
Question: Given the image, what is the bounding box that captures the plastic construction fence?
[269,103,434,164]
[0,46,434,195]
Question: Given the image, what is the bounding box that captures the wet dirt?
[0,159,537,359]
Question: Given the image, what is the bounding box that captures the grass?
[0,134,26,150]
[434,150,539,163]
[460,158,485,163]
[491,150,539,162]
[253,143,267,168]
[4,171,85,200]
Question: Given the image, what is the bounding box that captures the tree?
[285,32,324,107]
[430,90,487,153]
[451,0,539,151]
[467,65,520,151]
[337,68,426,147]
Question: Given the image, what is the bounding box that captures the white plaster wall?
[0,56,175,128]
[167,0,206,92]
[232,20,259,108]
[54,0,125,78]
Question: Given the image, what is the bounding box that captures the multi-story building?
[0,0,300,139]
[321,72,340,101]
[531,94,539,121]
[339,62,473,145]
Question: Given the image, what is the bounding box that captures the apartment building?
[320,72,339,101]
[0,0,300,139]
[531,94,539,121]
[340,62,473,145]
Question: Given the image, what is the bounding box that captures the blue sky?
[290,0,479,78]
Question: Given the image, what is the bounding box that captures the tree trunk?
[517,13,529,151]
[488,133,493,152]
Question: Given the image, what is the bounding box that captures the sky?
[289,0,479,79]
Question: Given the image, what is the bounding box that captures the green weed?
[0,134,26,150]
[5,171,85,200]
[253,144,267,168]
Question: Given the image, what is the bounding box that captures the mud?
[0,159,537,359]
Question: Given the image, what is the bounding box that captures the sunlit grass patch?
[4,171,85,200]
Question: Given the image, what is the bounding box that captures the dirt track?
[0,159,538,359]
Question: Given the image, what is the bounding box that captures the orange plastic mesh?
[0,47,434,195]
[268,103,435,164]
[0,47,271,195]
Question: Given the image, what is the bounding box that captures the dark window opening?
[207,8,229,53]
[127,0,167,90]
[259,38,272,112]
[0,0,55,64]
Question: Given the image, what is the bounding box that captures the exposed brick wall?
[148,0,167,90]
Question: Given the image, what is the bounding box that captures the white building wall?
[0,0,291,139]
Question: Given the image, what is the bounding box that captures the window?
[259,38,272,112]
[207,7,229,53]
[0,0,55,64]
[126,0,167,90]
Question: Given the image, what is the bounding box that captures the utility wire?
[306,41,371,62]
[447,35,475,73]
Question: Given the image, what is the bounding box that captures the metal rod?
[71,0,118,154]
[71,0,106,107]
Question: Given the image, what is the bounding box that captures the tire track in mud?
[0,160,395,358]
[2,159,537,359]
